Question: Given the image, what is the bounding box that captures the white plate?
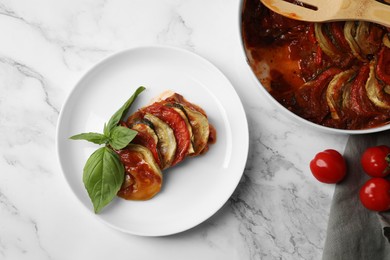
[56,45,249,236]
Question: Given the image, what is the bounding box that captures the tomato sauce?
[117,148,162,200]
[377,47,390,85]
[131,124,162,168]
[142,102,191,166]
[242,0,390,130]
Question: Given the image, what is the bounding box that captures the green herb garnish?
[70,86,145,213]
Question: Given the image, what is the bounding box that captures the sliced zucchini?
[130,121,162,168]
[142,102,191,167]
[344,21,383,61]
[314,23,340,59]
[355,22,382,59]
[144,113,176,169]
[326,69,356,119]
[365,60,390,109]
[295,67,343,123]
[182,105,210,156]
[131,121,158,145]
[344,21,366,61]
[161,92,212,155]
[164,93,207,117]
[347,64,379,116]
[117,144,163,201]
[355,22,372,57]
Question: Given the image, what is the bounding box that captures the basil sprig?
[70,86,145,213]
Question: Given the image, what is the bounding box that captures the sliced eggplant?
[314,23,340,60]
[344,21,384,61]
[344,21,366,61]
[326,69,356,119]
[144,113,176,169]
[130,122,162,168]
[341,79,352,112]
[143,102,191,167]
[366,60,390,109]
[355,22,383,59]
[167,103,195,155]
[355,22,372,57]
[117,144,163,201]
[131,121,158,144]
[181,105,210,156]
[159,92,211,155]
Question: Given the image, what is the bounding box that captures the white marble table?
[0,0,349,259]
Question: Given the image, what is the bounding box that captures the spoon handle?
[335,0,390,27]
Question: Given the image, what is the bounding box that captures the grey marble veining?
[0,0,349,259]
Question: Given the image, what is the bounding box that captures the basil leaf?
[103,123,108,137]
[83,147,124,213]
[69,132,109,145]
[105,86,145,135]
[109,126,138,150]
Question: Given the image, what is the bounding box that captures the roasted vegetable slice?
[130,121,162,168]
[181,105,210,156]
[126,91,215,171]
[165,93,207,116]
[376,46,390,86]
[167,103,195,155]
[315,23,341,60]
[326,69,356,120]
[344,21,366,61]
[117,144,163,200]
[159,92,213,155]
[329,22,351,53]
[355,22,383,59]
[143,102,191,166]
[143,113,176,169]
[347,64,379,116]
[366,60,390,109]
[344,21,384,62]
[295,68,343,123]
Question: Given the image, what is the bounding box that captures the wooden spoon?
[260,0,390,27]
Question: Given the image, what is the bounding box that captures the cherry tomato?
[361,145,390,177]
[310,149,347,184]
[359,178,390,211]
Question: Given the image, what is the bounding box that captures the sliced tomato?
[366,60,390,109]
[348,64,379,117]
[143,102,191,166]
[329,22,351,52]
[314,23,341,60]
[143,113,177,169]
[376,46,390,85]
[164,93,217,155]
[326,69,356,120]
[295,67,342,123]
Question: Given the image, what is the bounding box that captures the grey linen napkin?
[323,131,390,260]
